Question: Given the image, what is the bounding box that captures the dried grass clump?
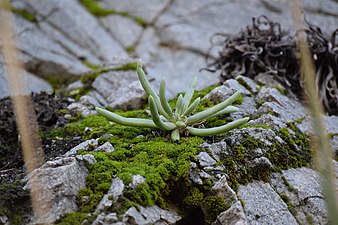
[206,15,338,115]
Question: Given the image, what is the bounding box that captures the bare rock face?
[24,157,87,224]
[91,70,146,110]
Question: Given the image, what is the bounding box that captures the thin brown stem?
[0,0,48,222]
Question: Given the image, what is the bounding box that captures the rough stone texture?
[91,70,146,110]
[94,142,115,153]
[196,152,217,167]
[25,0,127,62]
[248,114,287,131]
[238,181,298,225]
[100,0,171,24]
[64,139,99,157]
[0,65,52,98]
[255,87,308,123]
[13,15,90,79]
[95,178,125,214]
[212,201,247,225]
[200,140,227,162]
[279,167,328,225]
[297,115,338,135]
[101,15,143,48]
[235,75,260,94]
[25,157,87,224]
[123,205,181,225]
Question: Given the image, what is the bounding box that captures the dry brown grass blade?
[0,0,49,222]
[290,1,338,223]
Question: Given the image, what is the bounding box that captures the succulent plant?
[96,61,249,141]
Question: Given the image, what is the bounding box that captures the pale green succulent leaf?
[137,60,169,119]
[187,117,249,136]
[96,107,157,128]
[171,129,180,142]
[149,96,176,130]
[182,76,197,112]
[159,80,174,121]
[187,90,242,124]
[183,97,200,116]
[205,106,239,119]
[175,94,184,116]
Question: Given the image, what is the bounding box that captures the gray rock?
[281,167,328,225]
[123,205,181,225]
[331,136,338,156]
[14,15,90,79]
[203,85,237,103]
[101,15,143,48]
[95,142,115,153]
[229,127,278,150]
[92,70,146,110]
[196,152,217,167]
[248,114,287,131]
[297,115,338,135]
[211,176,237,204]
[137,42,218,98]
[235,75,260,94]
[212,201,247,225]
[223,79,252,96]
[92,213,120,225]
[100,0,171,23]
[25,157,87,224]
[254,73,287,94]
[255,87,308,123]
[0,66,52,98]
[67,102,96,117]
[79,95,103,109]
[156,0,338,56]
[25,0,127,62]
[0,216,9,225]
[95,178,125,214]
[129,175,146,189]
[76,154,97,165]
[200,140,227,162]
[230,97,257,120]
[238,181,298,225]
[64,139,99,157]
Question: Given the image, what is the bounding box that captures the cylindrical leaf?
[187,90,242,124]
[149,96,176,130]
[96,107,157,128]
[187,117,249,136]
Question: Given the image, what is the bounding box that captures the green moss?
[0,181,29,225]
[279,193,297,216]
[269,123,312,171]
[79,0,114,16]
[114,63,138,71]
[236,76,253,93]
[306,215,315,225]
[57,112,205,222]
[79,0,147,26]
[273,86,286,95]
[11,8,37,22]
[202,195,228,222]
[221,123,312,190]
[183,187,204,206]
[55,212,96,225]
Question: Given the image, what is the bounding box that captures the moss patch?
[222,123,312,190]
[79,0,147,27]
[11,8,37,22]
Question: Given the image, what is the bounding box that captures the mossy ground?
[53,85,312,224]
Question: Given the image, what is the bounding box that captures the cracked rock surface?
[1,1,338,225]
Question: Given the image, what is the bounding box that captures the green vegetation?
[79,0,147,27]
[11,7,37,22]
[97,61,249,141]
